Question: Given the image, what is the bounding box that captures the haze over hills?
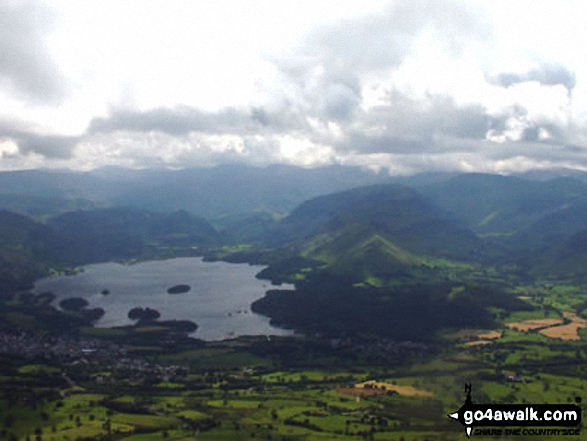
[419,173,587,265]
[0,165,393,220]
[3,165,587,279]
[532,228,587,278]
[3,163,587,260]
[420,173,587,234]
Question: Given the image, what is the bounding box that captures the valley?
[0,167,585,440]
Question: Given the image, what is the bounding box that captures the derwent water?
[33,257,294,340]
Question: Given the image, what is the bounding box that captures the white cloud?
[0,1,66,103]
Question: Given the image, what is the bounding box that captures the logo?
[448,384,582,437]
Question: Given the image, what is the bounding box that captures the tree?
[128,307,161,323]
[59,297,89,311]
[82,308,105,323]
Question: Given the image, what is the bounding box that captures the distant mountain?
[0,207,223,291]
[0,165,392,220]
[251,184,483,284]
[532,229,587,278]
[421,173,587,235]
[212,211,278,243]
[105,164,395,219]
[49,207,221,263]
[0,211,59,291]
[515,168,587,182]
[0,169,102,198]
[512,196,587,248]
[0,194,102,218]
[266,184,480,258]
[6,166,587,279]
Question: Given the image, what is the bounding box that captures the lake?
[32,257,294,340]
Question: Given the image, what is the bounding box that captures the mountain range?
[2,165,587,339]
[2,165,587,280]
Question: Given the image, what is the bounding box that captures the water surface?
[33,257,293,340]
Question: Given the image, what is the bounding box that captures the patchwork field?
[539,312,587,340]
[354,380,435,397]
[505,318,564,332]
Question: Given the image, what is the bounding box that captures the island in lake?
[167,284,191,294]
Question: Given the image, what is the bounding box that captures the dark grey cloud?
[489,64,576,94]
[562,144,586,153]
[344,133,430,155]
[333,91,576,162]
[16,134,78,159]
[520,122,566,143]
[89,107,248,135]
[87,90,561,166]
[339,93,505,154]
[89,105,308,136]
[0,2,66,103]
[0,120,77,159]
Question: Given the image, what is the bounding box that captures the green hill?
[0,210,59,291]
[0,207,224,291]
[251,184,482,285]
[49,207,221,264]
[266,184,480,261]
[326,234,423,282]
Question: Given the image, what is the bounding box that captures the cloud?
[336,92,506,154]
[484,104,571,146]
[71,129,335,170]
[304,0,489,73]
[0,1,66,103]
[269,0,490,126]
[88,105,308,136]
[1,1,583,178]
[16,134,79,159]
[489,63,576,94]
[80,86,574,173]
[0,119,77,159]
[338,138,587,177]
[318,83,361,121]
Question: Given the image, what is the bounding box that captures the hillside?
[0,207,223,293]
[265,184,481,260]
[49,208,221,263]
[325,234,423,282]
[0,211,60,291]
[421,173,587,236]
[512,196,587,250]
[532,229,587,278]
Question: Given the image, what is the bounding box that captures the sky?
[1,0,587,175]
